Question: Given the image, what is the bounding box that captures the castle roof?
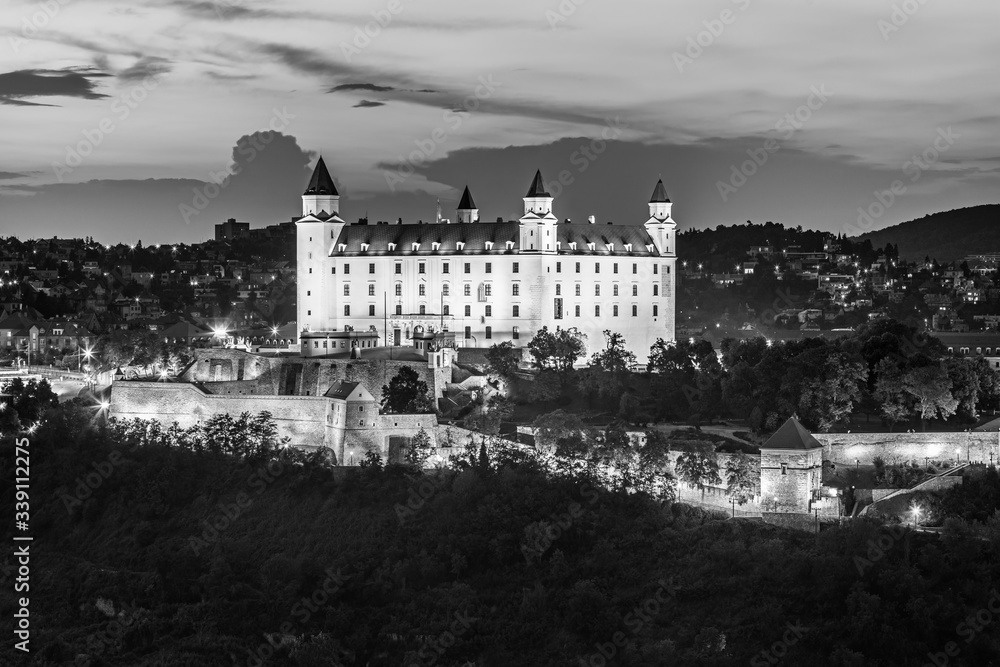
[329,221,661,257]
[761,417,823,451]
[304,157,339,197]
[649,179,670,204]
[457,186,477,210]
[525,170,550,198]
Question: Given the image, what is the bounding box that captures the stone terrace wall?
[109,381,333,448]
[815,432,999,466]
[177,350,439,403]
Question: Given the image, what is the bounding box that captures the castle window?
[418,262,425,274]
[369,263,375,273]
[465,326,471,339]
[484,284,492,297]
[368,284,375,296]
[419,305,426,315]
[395,283,402,296]
[485,326,492,339]
[513,284,520,296]
[395,305,402,315]
[555,284,560,296]
[388,243,397,251]
[344,305,350,316]
[613,305,619,317]
[359,420,364,426]
[595,262,600,273]
[344,264,350,274]
[633,263,637,274]
[465,305,471,316]
[595,285,600,296]
[443,305,450,316]
[308,252,312,259]
[464,263,471,273]
[632,305,638,317]
[781,463,788,475]
[361,244,370,252]
[575,285,581,297]
[419,284,426,296]
[307,291,311,296]
[653,305,658,316]
[613,262,618,273]
[588,243,596,252]
[369,305,375,316]
[613,284,619,297]
[576,262,581,273]
[485,241,494,251]
[632,285,638,296]
[625,244,633,253]
[556,262,561,273]
[506,241,514,250]
[569,242,577,251]
[575,305,581,317]
[344,285,350,296]
[464,284,471,297]
[513,326,519,339]
[654,265,658,274]
[513,262,519,273]
[309,268,312,273]
[595,305,600,317]
[443,284,450,296]
[513,305,519,318]
[331,267,335,274]
[443,262,450,274]
[457,242,465,250]
[432,242,441,251]
[485,305,492,317]
[653,284,659,296]
[485,262,492,274]
[412,243,420,251]
[608,245,615,253]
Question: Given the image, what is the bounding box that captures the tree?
[582,331,637,400]
[485,341,519,383]
[530,409,592,454]
[637,430,675,501]
[798,353,866,431]
[725,452,759,506]
[874,358,912,429]
[381,366,433,414]
[675,451,721,501]
[527,326,586,382]
[2,377,58,428]
[904,364,959,421]
[405,427,432,468]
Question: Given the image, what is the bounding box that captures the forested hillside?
[2,402,1000,665]
[856,204,1000,262]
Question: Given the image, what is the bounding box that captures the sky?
[0,0,998,244]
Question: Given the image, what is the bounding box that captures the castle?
[296,159,677,363]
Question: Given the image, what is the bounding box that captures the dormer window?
[607,243,615,252]
[432,242,441,251]
[360,243,369,252]
[646,244,655,253]
[412,242,420,251]
[388,242,396,251]
[569,242,577,250]
[456,241,465,251]
[587,242,596,251]
[624,243,633,252]
[484,241,494,251]
[506,241,514,250]
[338,243,347,252]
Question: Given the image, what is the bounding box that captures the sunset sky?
[1,0,998,243]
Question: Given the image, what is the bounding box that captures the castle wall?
[108,381,333,450]
[814,432,1000,466]
[760,449,823,513]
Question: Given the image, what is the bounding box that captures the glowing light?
[98,401,110,410]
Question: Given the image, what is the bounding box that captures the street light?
[910,503,922,529]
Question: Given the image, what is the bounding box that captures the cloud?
[0,68,110,106]
[353,100,385,108]
[330,83,395,93]
[0,172,26,180]
[119,56,172,81]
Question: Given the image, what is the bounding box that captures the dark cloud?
[0,68,110,106]
[330,83,395,93]
[0,172,25,180]
[119,56,171,81]
[353,100,385,108]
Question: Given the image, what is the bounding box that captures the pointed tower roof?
[761,417,823,451]
[649,178,670,203]
[457,186,477,210]
[304,157,339,196]
[525,169,550,198]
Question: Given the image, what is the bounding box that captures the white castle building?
[295,158,676,363]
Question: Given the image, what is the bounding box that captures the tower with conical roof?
[644,178,675,256]
[456,186,478,223]
[519,169,558,253]
[302,156,340,217]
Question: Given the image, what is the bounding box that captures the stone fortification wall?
[815,432,998,466]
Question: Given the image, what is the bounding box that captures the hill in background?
[855,204,1000,263]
